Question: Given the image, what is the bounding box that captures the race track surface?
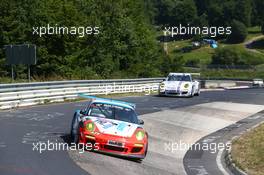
[0,88,264,175]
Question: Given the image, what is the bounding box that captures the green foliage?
[252,0,264,26]
[1,0,264,81]
[160,55,184,75]
[185,58,200,67]
[211,46,264,66]
[192,34,203,42]
[211,47,242,65]
[154,0,197,26]
[171,0,197,26]
[262,23,264,34]
[0,0,165,79]
[235,0,252,26]
[207,3,224,27]
[227,20,248,43]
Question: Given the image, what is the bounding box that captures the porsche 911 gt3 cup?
[158,73,200,97]
[70,94,148,160]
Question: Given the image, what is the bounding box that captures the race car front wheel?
[194,88,200,96]
[188,87,195,97]
[71,113,80,144]
[144,143,148,157]
[71,129,79,144]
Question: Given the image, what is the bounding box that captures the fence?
[0,78,252,110]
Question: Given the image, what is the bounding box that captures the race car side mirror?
[138,119,144,125]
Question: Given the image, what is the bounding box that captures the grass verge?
[231,123,264,175]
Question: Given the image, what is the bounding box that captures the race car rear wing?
[190,73,201,80]
[190,73,200,76]
[168,72,200,76]
[78,93,136,109]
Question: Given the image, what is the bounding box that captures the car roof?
[91,99,134,109]
[78,94,136,109]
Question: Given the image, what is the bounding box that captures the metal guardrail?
[0,78,164,90]
[0,78,252,110]
[0,78,164,109]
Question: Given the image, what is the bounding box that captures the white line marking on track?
[188,165,209,175]
[216,149,229,175]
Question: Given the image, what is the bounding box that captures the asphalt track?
[0,88,264,175]
[184,110,264,175]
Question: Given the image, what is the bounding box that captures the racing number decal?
[95,119,115,130]
[117,122,127,132]
[103,123,114,129]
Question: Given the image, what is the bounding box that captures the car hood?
[164,81,191,90]
[89,117,139,137]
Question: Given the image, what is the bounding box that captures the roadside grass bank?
[162,26,264,71]
[231,123,264,175]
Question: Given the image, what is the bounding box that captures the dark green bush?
[211,47,243,65]
[227,20,248,43]
[211,46,264,66]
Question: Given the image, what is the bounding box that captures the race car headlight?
[160,83,165,89]
[184,84,189,88]
[86,122,95,132]
[136,130,145,141]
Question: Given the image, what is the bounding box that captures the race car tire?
[70,113,80,144]
[158,92,165,97]
[188,87,194,98]
[144,142,148,157]
[194,89,200,96]
[71,127,80,144]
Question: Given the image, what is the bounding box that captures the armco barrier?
[0,78,164,109]
[0,78,252,110]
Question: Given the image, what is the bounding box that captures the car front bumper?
[159,89,191,96]
[81,132,147,159]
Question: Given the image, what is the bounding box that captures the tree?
[227,20,248,43]
[153,0,175,26]
[251,0,264,26]
[170,0,197,26]
[153,0,197,26]
[194,0,211,16]
[160,55,184,75]
[207,3,224,27]
[0,0,165,79]
[233,0,252,26]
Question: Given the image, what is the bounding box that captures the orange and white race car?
[70,94,148,160]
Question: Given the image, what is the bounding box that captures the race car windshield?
[167,75,191,81]
[87,103,139,124]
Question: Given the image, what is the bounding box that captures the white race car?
[158,73,200,97]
